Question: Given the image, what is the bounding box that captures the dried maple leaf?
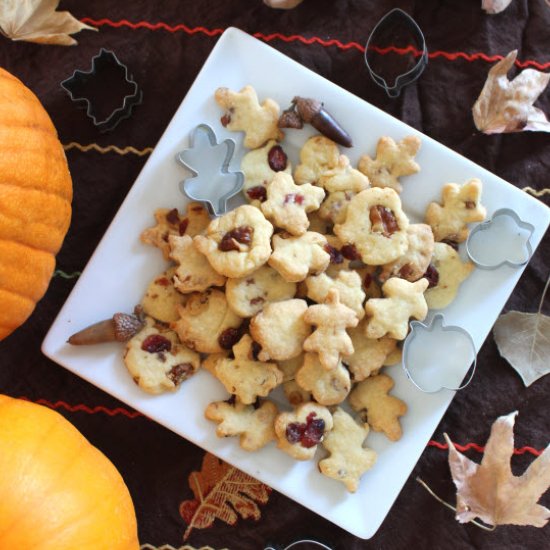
[445,411,550,527]
[472,50,550,134]
[493,275,550,386]
[179,452,271,540]
[0,0,95,46]
[482,0,513,14]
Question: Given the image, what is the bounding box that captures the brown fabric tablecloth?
[1,1,549,549]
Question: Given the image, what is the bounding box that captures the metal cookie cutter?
[265,540,333,550]
[402,314,477,393]
[61,48,142,133]
[176,124,244,217]
[466,208,534,269]
[365,8,428,98]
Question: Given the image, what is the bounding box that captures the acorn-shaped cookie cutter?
[364,8,428,98]
[176,124,244,217]
[465,208,534,269]
[402,314,477,393]
[265,540,333,550]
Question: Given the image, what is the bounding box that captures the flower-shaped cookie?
[195,204,273,278]
[364,277,429,340]
[303,289,359,370]
[261,172,325,235]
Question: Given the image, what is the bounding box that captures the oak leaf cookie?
[378,223,435,283]
[214,334,283,404]
[169,235,226,293]
[334,187,409,265]
[123,316,200,394]
[260,172,325,235]
[194,204,273,278]
[274,402,333,460]
[305,270,366,321]
[364,277,429,340]
[424,242,474,309]
[141,267,187,323]
[349,373,407,441]
[303,289,359,370]
[215,85,283,148]
[140,202,210,260]
[268,231,331,283]
[173,289,243,353]
[250,298,310,361]
[225,264,296,317]
[319,407,377,492]
[357,135,421,193]
[205,397,278,451]
[346,320,398,381]
[425,178,487,243]
[295,353,351,406]
[293,135,341,185]
[241,139,292,206]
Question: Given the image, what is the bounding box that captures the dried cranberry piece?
[286,422,305,444]
[218,327,242,349]
[369,205,399,237]
[363,273,373,289]
[267,145,288,172]
[221,114,231,127]
[166,208,180,225]
[167,363,193,385]
[423,263,440,288]
[465,200,476,209]
[246,185,267,202]
[441,239,459,251]
[250,296,265,306]
[301,417,326,448]
[141,334,172,353]
[155,277,170,287]
[178,218,189,235]
[219,226,254,251]
[341,244,361,261]
[284,193,304,205]
[398,264,413,279]
[323,244,344,264]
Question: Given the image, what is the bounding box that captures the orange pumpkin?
[0,68,72,340]
[0,394,139,549]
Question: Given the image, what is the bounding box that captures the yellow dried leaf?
[179,452,271,540]
[445,411,550,527]
[0,0,95,46]
[472,50,550,134]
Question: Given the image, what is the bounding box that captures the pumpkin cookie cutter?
[265,539,333,550]
[61,48,142,133]
[465,208,534,269]
[364,8,428,98]
[176,123,244,217]
[402,314,477,393]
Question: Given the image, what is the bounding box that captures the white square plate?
[43,28,550,539]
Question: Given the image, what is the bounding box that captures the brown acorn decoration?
[68,309,145,345]
[278,96,353,147]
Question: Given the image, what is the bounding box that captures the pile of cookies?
[129,85,486,492]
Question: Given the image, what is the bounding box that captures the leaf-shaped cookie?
[493,276,550,386]
[179,452,271,540]
[0,0,95,45]
[472,50,550,134]
[445,411,550,527]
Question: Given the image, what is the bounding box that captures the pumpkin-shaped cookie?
[0,68,72,339]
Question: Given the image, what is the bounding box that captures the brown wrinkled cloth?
[0,1,548,548]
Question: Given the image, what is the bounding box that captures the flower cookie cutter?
[265,540,333,550]
[364,8,428,98]
[61,49,142,133]
[465,208,534,269]
[402,314,477,393]
[176,124,244,217]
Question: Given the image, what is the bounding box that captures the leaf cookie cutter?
[465,208,534,269]
[176,124,244,217]
[265,540,333,550]
[61,48,142,133]
[402,314,477,393]
[364,8,428,98]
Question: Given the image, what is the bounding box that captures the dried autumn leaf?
[179,452,271,540]
[264,0,305,8]
[445,411,550,527]
[472,50,550,134]
[0,0,95,46]
[482,0,513,14]
[493,276,550,386]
